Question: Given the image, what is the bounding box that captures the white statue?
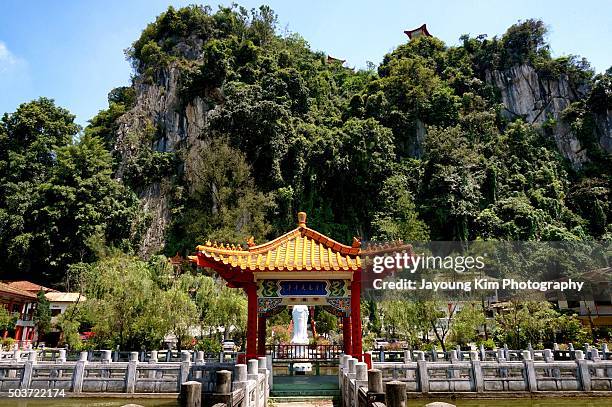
[291,305,310,344]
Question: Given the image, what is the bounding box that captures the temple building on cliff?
[404,24,432,39]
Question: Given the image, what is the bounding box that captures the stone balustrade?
[370,343,611,363]
[0,349,270,406]
[0,349,239,364]
[340,347,612,406]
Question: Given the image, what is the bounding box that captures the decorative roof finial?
[297,212,307,227]
[247,236,255,247]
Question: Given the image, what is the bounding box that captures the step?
[270,395,338,407]
[270,396,337,402]
[271,389,341,397]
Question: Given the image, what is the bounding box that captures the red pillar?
[342,316,352,355]
[257,315,266,356]
[245,284,258,359]
[351,269,363,357]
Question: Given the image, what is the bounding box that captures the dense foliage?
[0,98,143,283]
[1,5,610,350]
[112,6,610,252]
[59,253,247,350]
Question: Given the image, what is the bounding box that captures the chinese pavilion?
[404,24,432,40]
[190,212,364,360]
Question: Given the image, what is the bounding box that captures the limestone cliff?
[112,61,215,257]
[486,64,589,167]
[595,110,612,154]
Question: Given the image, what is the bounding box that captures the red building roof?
[327,55,346,65]
[404,24,432,39]
[0,282,37,300]
[3,281,57,293]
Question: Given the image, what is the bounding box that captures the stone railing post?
[342,357,355,407]
[215,370,232,394]
[496,348,507,378]
[590,348,604,378]
[247,360,260,407]
[601,344,612,377]
[479,344,486,361]
[233,363,249,406]
[415,352,428,394]
[522,350,537,392]
[403,350,411,363]
[190,351,203,380]
[543,349,559,379]
[179,350,191,386]
[470,350,483,393]
[449,350,459,378]
[354,362,368,407]
[543,349,553,362]
[575,350,591,391]
[258,356,269,405]
[71,351,88,394]
[584,343,591,358]
[247,359,259,378]
[385,380,407,407]
[101,350,112,364]
[126,351,139,393]
[503,344,509,360]
[148,350,159,379]
[180,381,202,407]
[233,363,248,387]
[19,351,37,389]
[553,343,560,351]
[431,346,437,362]
[9,348,21,378]
[367,368,383,393]
[348,357,357,376]
[56,349,66,363]
[266,354,273,389]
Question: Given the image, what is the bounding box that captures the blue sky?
[1,0,610,127]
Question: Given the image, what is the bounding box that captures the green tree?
[372,173,430,241]
[0,306,15,333]
[315,310,338,336]
[0,99,142,284]
[33,290,51,345]
[451,303,486,346]
[494,300,559,349]
[161,286,199,350]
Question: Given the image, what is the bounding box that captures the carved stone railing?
[0,349,270,407]
[339,347,612,407]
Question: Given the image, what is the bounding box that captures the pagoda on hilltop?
[404,23,432,39]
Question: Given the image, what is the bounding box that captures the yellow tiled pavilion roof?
[194,212,361,272]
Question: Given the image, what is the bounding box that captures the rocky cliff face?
[595,110,612,154]
[486,64,589,167]
[113,62,214,257]
[115,60,610,256]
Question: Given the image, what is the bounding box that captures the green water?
[0,398,178,407]
[0,397,611,407]
[407,400,612,407]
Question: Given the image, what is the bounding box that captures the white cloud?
[0,41,24,73]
